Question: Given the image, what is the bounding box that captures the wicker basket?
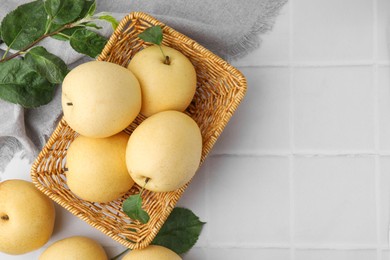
[31,12,247,249]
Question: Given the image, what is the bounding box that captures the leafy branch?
[0,0,118,108]
[0,24,71,63]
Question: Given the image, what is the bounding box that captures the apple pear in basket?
[128,26,197,117]
[62,61,141,138]
[126,110,202,192]
[66,132,134,203]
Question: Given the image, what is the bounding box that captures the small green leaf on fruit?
[69,28,107,58]
[122,194,150,224]
[152,207,205,254]
[138,25,163,45]
[25,46,69,84]
[98,15,119,30]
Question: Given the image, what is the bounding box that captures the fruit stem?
[158,45,170,65]
[164,56,170,65]
[66,102,73,106]
[1,215,9,221]
[139,177,150,196]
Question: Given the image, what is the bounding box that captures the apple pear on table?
[128,45,197,117]
[0,179,55,255]
[39,236,108,260]
[62,61,141,138]
[126,110,202,192]
[66,132,134,203]
[122,245,182,260]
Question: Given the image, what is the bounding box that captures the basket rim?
[99,12,247,88]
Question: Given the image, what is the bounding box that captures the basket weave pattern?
[31,12,247,249]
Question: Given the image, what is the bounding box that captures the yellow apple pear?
[39,236,107,260]
[62,61,141,138]
[128,45,196,117]
[122,245,181,260]
[66,132,134,203]
[126,110,202,192]
[0,179,55,255]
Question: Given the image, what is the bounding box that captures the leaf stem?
[57,32,72,40]
[140,177,150,196]
[0,24,72,63]
[44,18,53,35]
[158,45,170,65]
[110,248,130,260]
[1,46,10,60]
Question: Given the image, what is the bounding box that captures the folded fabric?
[0,0,287,173]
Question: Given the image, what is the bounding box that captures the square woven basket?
[31,12,247,249]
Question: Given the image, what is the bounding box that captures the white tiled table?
[2,1,390,259]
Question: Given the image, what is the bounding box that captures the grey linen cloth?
[0,0,287,173]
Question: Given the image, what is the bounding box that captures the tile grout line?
[373,0,383,259]
[211,151,390,157]
[199,242,390,250]
[235,60,390,68]
[288,0,295,259]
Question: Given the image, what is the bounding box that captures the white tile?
[185,247,208,260]
[207,156,290,244]
[0,251,41,260]
[48,204,120,247]
[377,0,390,61]
[378,66,390,150]
[293,67,375,151]
[213,67,290,154]
[294,157,376,244]
[295,249,377,260]
[185,247,290,260]
[292,0,373,61]
[177,159,209,247]
[380,156,390,246]
[232,3,290,66]
[382,250,390,260]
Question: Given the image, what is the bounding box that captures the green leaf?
[152,207,205,254]
[69,28,107,58]
[0,0,47,50]
[84,23,102,30]
[51,26,80,41]
[0,59,56,108]
[98,15,119,30]
[122,194,150,224]
[44,0,85,25]
[138,26,163,45]
[25,46,68,84]
[79,0,96,19]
